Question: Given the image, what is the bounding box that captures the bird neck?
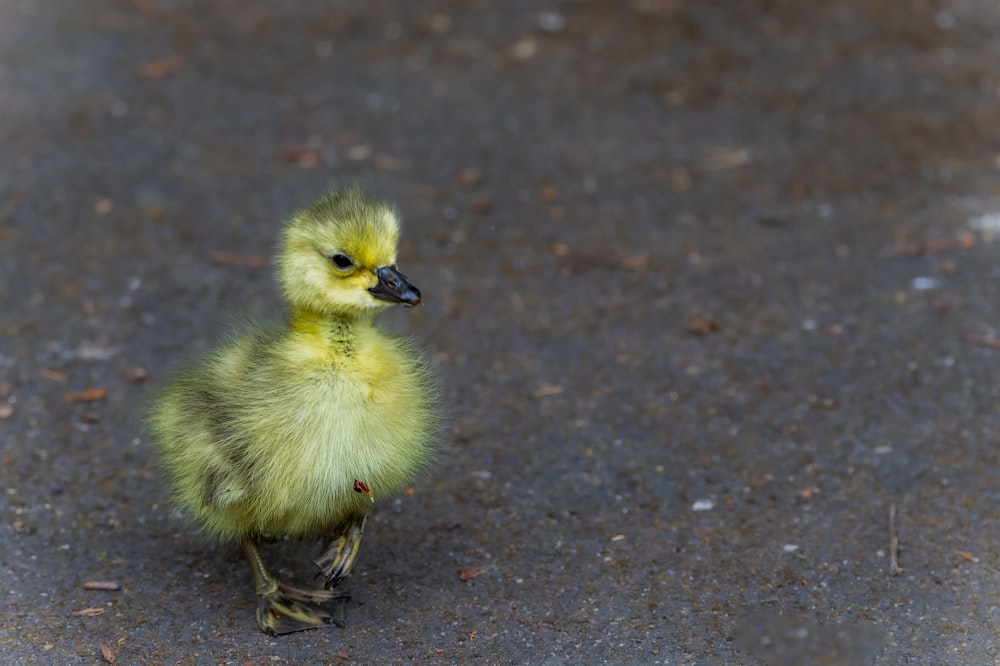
[289,308,373,354]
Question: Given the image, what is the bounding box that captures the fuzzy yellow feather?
[149,187,438,634]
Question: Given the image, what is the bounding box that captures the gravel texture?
[3,1,1000,664]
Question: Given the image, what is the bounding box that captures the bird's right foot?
[314,513,368,588]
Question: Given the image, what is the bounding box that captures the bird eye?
[330,253,353,270]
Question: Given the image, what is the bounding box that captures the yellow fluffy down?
[149,188,438,542]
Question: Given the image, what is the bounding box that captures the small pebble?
[692,499,715,511]
[912,277,942,290]
[538,12,566,32]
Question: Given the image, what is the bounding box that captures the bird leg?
[314,513,368,588]
[242,539,348,635]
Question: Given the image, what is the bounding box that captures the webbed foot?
[243,538,349,635]
[256,584,349,635]
[314,513,368,588]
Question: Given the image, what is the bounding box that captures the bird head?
[277,187,421,318]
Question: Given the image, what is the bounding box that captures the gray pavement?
[3,1,1000,663]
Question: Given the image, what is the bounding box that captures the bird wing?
[202,465,250,508]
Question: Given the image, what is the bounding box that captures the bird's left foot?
[314,513,368,588]
[243,538,350,635]
[256,583,349,635]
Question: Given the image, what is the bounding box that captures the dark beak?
[369,265,421,307]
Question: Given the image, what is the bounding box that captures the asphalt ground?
[3,1,1000,664]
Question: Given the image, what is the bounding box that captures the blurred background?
[3,1,1000,663]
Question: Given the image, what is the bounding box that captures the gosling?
[149,187,438,635]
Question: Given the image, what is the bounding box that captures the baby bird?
[149,187,437,635]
